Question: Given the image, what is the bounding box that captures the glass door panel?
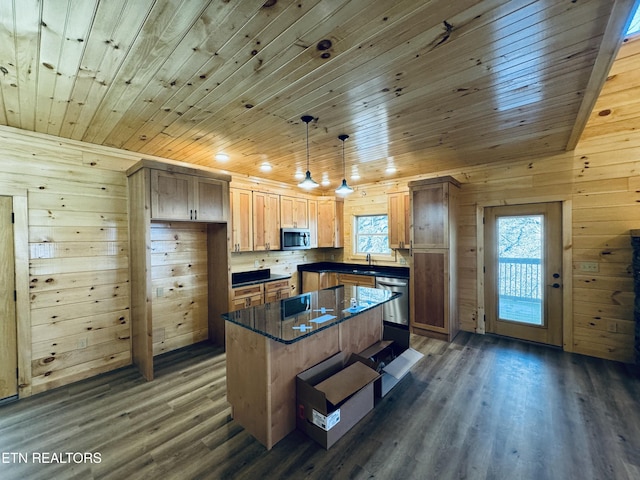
[497,215,543,326]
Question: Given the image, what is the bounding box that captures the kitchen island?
[222,285,399,449]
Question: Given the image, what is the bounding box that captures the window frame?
[352,213,393,259]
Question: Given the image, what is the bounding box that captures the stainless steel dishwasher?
[375,276,409,328]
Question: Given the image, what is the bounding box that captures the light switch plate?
[579,262,599,273]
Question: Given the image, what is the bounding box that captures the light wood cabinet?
[230,188,253,252]
[308,199,318,248]
[231,284,264,311]
[280,196,309,229]
[388,191,410,249]
[337,273,376,288]
[127,159,231,381]
[301,271,338,293]
[151,169,227,222]
[317,198,344,248]
[264,279,291,303]
[409,176,460,341]
[231,279,291,310]
[253,192,280,251]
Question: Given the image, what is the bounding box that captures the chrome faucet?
[366,253,372,266]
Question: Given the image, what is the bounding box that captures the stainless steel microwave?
[281,228,311,250]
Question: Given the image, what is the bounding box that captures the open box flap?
[314,361,379,406]
[383,348,424,379]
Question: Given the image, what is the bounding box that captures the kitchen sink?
[351,269,377,275]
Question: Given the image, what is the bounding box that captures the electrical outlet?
[607,322,618,333]
[399,257,407,265]
[157,287,164,297]
[579,262,599,273]
[77,337,88,349]
[254,260,259,268]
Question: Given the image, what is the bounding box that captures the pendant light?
[335,134,354,195]
[298,115,319,189]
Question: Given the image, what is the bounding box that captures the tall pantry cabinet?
[127,159,231,380]
[409,176,460,341]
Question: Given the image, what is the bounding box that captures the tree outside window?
[355,215,391,254]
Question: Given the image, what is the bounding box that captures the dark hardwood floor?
[1,332,639,480]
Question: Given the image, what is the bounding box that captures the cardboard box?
[296,351,380,449]
[357,324,424,398]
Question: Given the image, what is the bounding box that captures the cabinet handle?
[194,209,197,220]
[410,240,413,257]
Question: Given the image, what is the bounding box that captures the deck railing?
[498,257,541,300]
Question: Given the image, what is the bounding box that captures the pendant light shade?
[298,115,319,189]
[335,134,354,195]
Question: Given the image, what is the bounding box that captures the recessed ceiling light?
[260,162,272,172]
[351,172,361,181]
[215,153,229,162]
[294,169,305,180]
[385,165,397,174]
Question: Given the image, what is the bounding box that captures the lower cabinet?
[410,250,458,341]
[231,279,291,311]
[337,273,376,289]
[231,284,264,311]
[265,279,291,303]
[301,271,338,293]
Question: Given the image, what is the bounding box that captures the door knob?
[549,283,560,288]
[553,273,560,279]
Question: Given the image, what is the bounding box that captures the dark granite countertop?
[231,268,292,288]
[297,261,410,279]
[222,285,400,344]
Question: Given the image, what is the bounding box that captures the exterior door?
[0,196,18,400]
[484,202,563,346]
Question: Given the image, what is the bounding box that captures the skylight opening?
[627,3,640,36]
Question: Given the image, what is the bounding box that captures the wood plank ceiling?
[0,0,637,190]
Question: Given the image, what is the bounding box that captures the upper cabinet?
[230,188,253,252]
[151,169,228,222]
[410,177,460,249]
[317,197,344,248]
[253,191,280,251]
[280,196,309,229]
[308,199,318,249]
[388,191,410,249]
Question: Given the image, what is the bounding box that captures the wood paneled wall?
[150,222,209,356]
[347,139,637,363]
[343,38,640,364]
[0,127,138,395]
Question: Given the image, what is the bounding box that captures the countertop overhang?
[222,285,400,344]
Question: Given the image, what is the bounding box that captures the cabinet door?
[389,192,410,249]
[294,198,309,228]
[231,189,253,252]
[195,177,227,222]
[265,279,290,303]
[411,250,448,333]
[317,199,343,248]
[265,193,281,250]
[150,170,192,220]
[338,273,375,288]
[280,196,295,228]
[253,192,280,251]
[231,284,264,311]
[281,196,308,229]
[411,183,449,248]
[308,199,318,248]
